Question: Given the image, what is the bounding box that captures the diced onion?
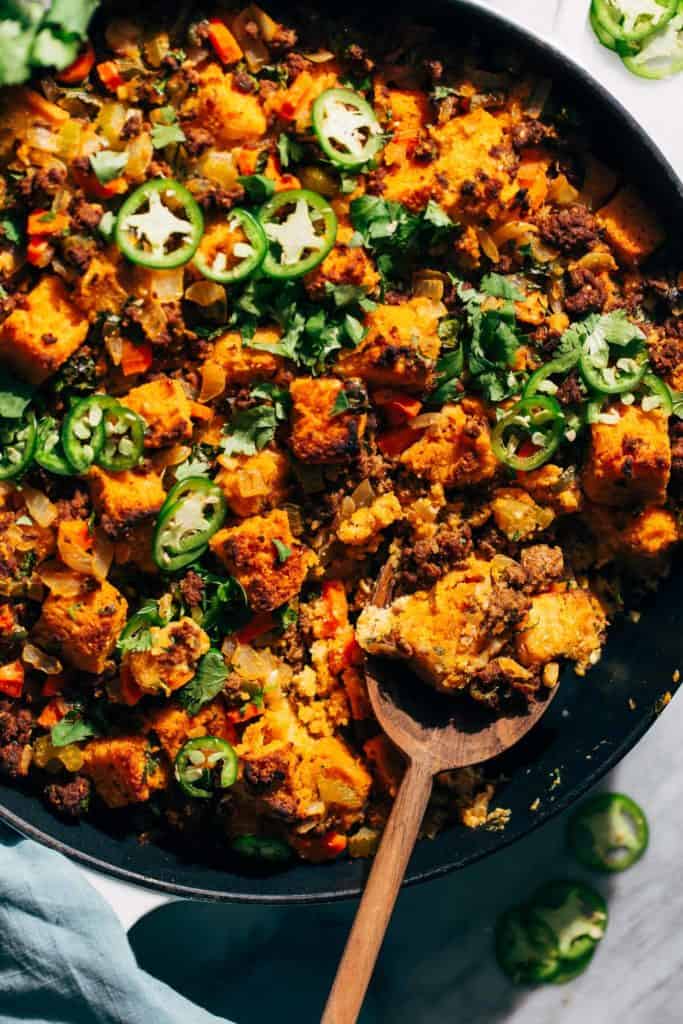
[26,126,58,152]
[231,9,270,71]
[22,486,57,528]
[197,149,238,189]
[199,360,227,402]
[283,503,304,536]
[146,268,185,302]
[412,271,445,303]
[410,412,443,430]
[37,562,87,597]
[349,479,375,510]
[22,643,62,675]
[547,174,580,207]
[104,331,123,366]
[92,529,114,580]
[125,132,153,182]
[492,221,538,249]
[477,228,500,263]
[574,250,618,273]
[303,50,335,63]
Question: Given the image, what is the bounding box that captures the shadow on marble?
[129,779,614,1024]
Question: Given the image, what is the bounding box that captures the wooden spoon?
[321,561,558,1024]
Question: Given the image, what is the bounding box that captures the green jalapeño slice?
[259,189,337,279]
[115,178,204,269]
[153,476,227,572]
[35,415,73,476]
[312,87,384,169]
[491,395,565,472]
[175,736,238,799]
[61,395,107,472]
[98,401,146,472]
[194,208,267,284]
[0,409,37,480]
[568,792,649,872]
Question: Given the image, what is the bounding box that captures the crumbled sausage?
[44,776,91,817]
[564,267,606,316]
[520,544,565,591]
[540,204,600,256]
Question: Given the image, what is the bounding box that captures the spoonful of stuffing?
[320,551,573,1024]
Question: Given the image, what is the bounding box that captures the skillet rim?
[0,0,681,904]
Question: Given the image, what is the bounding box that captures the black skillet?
[0,0,681,904]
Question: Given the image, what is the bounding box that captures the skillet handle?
[321,758,434,1024]
[78,865,177,931]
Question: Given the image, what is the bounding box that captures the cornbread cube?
[124,617,210,696]
[147,701,236,760]
[515,588,607,670]
[81,735,166,808]
[356,556,525,694]
[314,736,372,813]
[215,449,290,517]
[490,488,554,541]
[583,405,671,506]
[183,66,266,146]
[88,466,166,538]
[33,579,127,674]
[597,187,665,266]
[400,399,498,489]
[289,377,367,464]
[621,506,680,558]
[337,492,403,548]
[121,376,193,450]
[305,228,380,299]
[210,508,316,612]
[205,326,284,388]
[334,298,442,391]
[0,276,88,384]
[72,254,128,319]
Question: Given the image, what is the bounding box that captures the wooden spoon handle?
[321,759,434,1024]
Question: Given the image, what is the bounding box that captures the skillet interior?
[0,0,681,903]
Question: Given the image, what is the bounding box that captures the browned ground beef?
[540,204,600,255]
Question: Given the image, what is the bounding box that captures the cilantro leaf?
[189,569,249,639]
[237,174,275,203]
[89,149,129,184]
[174,444,215,481]
[480,273,524,301]
[0,0,99,86]
[221,405,278,456]
[276,133,303,169]
[51,709,98,747]
[176,649,228,716]
[151,121,186,148]
[0,216,22,245]
[350,195,458,282]
[249,381,291,420]
[0,366,34,418]
[331,389,350,416]
[273,538,291,563]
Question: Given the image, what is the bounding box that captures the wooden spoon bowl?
[321,561,558,1024]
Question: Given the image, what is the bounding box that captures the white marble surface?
[79,3,683,1020]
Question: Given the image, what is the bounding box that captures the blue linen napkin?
[0,824,232,1024]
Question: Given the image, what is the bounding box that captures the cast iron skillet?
[1,0,681,904]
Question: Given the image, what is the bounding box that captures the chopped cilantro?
[237,174,276,203]
[0,216,22,245]
[0,367,34,419]
[176,649,228,716]
[273,539,292,563]
[89,149,129,184]
[480,273,524,301]
[51,709,98,747]
[174,444,215,481]
[331,389,350,416]
[221,405,278,456]
[276,133,303,169]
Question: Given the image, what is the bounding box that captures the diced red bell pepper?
[377,426,421,457]
[207,18,243,64]
[0,604,15,635]
[26,237,54,268]
[226,702,262,725]
[57,40,95,84]
[121,339,153,377]
[373,390,423,426]
[320,580,348,638]
[37,696,67,727]
[41,675,65,698]
[0,660,24,698]
[236,613,276,644]
[96,60,124,92]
